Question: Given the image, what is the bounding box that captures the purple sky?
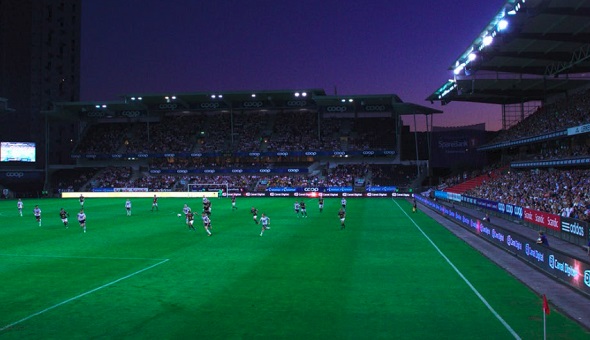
[81,0,506,131]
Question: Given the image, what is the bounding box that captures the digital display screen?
[0,142,36,162]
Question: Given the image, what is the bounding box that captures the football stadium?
[2,0,590,338]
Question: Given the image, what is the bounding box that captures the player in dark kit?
[203,198,212,216]
[251,207,259,224]
[338,208,346,230]
[300,201,308,218]
[231,195,237,210]
[151,195,159,211]
[318,197,324,213]
[59,208,70,228]
[186,210,196,231]
[79,194,85,207]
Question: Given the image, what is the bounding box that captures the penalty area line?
[391,199,521,340]
[0,258,169,333]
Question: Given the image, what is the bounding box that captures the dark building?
[0,0,81,167]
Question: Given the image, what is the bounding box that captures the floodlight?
[482,35,493,46]
[251,94,256,98]
[218,95,223,98]
[294,92,300,97]
[95,105,100,108]
[348,99,353,102]
[497,19,508,31]
[211,94,216,99]
[453,64,465,75]
[138,97,142,100]
[468,53,477,61]
[341,99,345,102]
[171,96,176,100]
[101,104,107,108]
[131,97,136,101]
[302,92,307,97]
[165,96,169,100]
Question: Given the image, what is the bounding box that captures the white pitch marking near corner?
[0,258,169,333]
[392,199,521,340]
[0,253,168,261]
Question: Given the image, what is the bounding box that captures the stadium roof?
[428,0,590,105]
[49,89,441,120]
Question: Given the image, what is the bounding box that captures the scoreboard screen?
[0,142,36,162]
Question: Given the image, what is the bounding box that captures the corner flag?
[542,294,550,315]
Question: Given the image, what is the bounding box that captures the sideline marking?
[0,258,169,332]
[392,199,521,340]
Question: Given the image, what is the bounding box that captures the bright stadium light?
[95,105,100,108]
[211,94,216,99]
[482,35,493,46]
[468,53,477,61]
[497,19,508,31]
[251,94,256,98]
[101,104,107,108]
[301,92,307,97]
[130,97,136,101]
[171,96,176,100]
[294,92,300,97]
[453,63,465,75]
[341,99,346,103]
[137,97,142,100]
[348,99,353,102]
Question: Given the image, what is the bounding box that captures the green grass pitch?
[0,197,588,339]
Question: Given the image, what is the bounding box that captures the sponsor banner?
[283,100,310,108]
[461,195,498,210]
[267,187,364,193]
[511,157,590,168]
[0,171,43,181]
[114,188,149,192]
[153,103,180,111]
[326,187,353,193]
[523,208,561,231]
[73,149,396,159]
[321,105,351,113]
[91,188,115,192]
[478,130,568,151]
[359,104,392,113]
[391,192,412,197]
[497,202,524,219]
[567,123,590,136]
[366,186,397,192]
[192,102,230,110]
[366,192,389,197]
[241,101,265,109]
[92,187,149,193]
[149,168,308,175]
[560,217,586,238]
[415,194,590,295]
[115,110,147,118]
[447,192,462,202]
[269,192,292,197]
[435,190,448,200]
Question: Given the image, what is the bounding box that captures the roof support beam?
[545,43,590,76]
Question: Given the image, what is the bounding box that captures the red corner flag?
[543,294,550,315]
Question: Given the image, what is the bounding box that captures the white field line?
[392,199,521,340]
[0,258,169,332]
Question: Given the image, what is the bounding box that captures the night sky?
[81,0,506,131]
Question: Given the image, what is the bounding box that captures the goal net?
[186,183,229,198]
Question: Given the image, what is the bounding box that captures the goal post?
[186,183,229,198]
